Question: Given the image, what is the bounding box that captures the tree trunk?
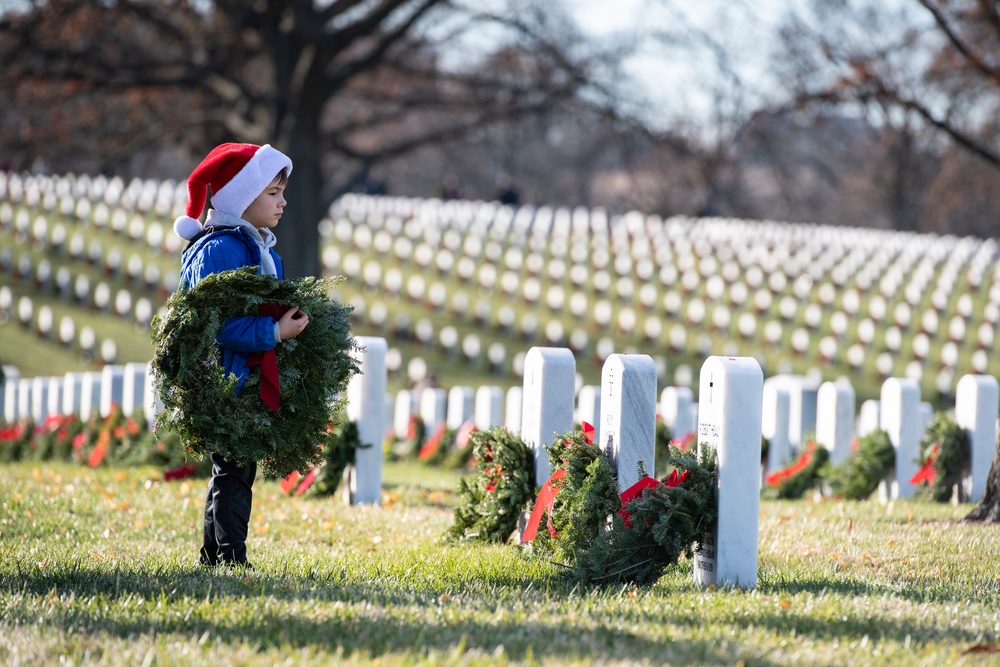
[965,429,1000,522]
[279,139,323,280]
[275,82,325,280]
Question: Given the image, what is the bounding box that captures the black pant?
[200,453,256,566]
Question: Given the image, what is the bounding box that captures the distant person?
[496,173,520,207]
[439,173,462,200]
[173,142,309,570]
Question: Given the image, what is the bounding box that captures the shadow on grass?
[2,565,782,665]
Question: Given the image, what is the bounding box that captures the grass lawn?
[2,460,1000,666]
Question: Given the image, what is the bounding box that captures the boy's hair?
[273,168,289,188]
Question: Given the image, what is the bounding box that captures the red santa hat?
[174,143,293,240]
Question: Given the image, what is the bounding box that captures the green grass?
[2,461,1000,665]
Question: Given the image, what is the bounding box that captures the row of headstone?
[1,363,158,424]
[757,371,999,504]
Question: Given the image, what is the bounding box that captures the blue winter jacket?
[178,224,284,394]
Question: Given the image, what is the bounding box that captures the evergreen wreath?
[913,413,970,502]
[150,267,359,476]
[449,427,535,543]
[763,440,830,500]
[525,429,618,565]
[573,444,718,585]
[824,429,894,500]
[311,418,362,496]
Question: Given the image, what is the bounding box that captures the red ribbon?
[617,470,689,527]
[295,468,319,496]
[521,468,567,542]
[418,423,448,461]
[910,444,940,485]
[281,470,301,494]
[246,304,291,411]
[520,424,596,542]
[765,441,816,486]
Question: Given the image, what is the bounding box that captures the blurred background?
[3,0,1000,406]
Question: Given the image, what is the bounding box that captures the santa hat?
[174,143,293,240]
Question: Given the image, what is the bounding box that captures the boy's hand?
[278,306,309,341]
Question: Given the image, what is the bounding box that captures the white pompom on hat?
[174,143,293,240]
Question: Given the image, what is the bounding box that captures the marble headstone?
[99,365,125,418]
[660,386,695,440]
[857,400,880,437]
[576,385,601,437]
[694,356,763,590]
[521,347,576,484]
[761,382,790,472]
[879,378,921,501]
[446,386,474,429]
[600,354,657,492]
[419,387,447,433]
[474,385,504,430]
[955,374,999,503]
[505,386,523,431]
[815,381,855,464]
[346,336,387,505]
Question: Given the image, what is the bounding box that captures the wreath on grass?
[150,267,359,477]
[823,429,894,500]
[763,440,830,500]
[572,444,718,585]
[911,414,969,502]
[449,426,535,543]
[282,416,366,497]
[520,425,718,585]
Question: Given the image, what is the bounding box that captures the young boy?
[174,143,309,569]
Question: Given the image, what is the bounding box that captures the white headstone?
[99,365,125,418]
[660,386,695,440]
[576,385,601,437]
[857,400,880,436]
[79,372,102,421]
[393,390,416,438]
[694,356,763,590]
[762,383,791,472]
[521,347,576,484]
[879,377,921,501]
[474,385,504,430]
[955,375,1000,503]
[346,336,387,505]
[600,354,657,492]
[29,377,49,422]
[765,374,819,448]
[62,372,84,416]
[17,380,32,422]
[121,362,147,418]
[815,381,855,464]
[919,402,934,441]
[419,387,447,432]
[1,366,21,422]
[383,393,394,441]
[46,376,62,418]
[446,386,474,429]
[505,386,523,431]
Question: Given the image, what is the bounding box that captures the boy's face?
[242,174,286,230]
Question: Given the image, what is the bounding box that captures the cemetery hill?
[4,172,1000,665]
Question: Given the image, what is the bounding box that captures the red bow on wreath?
[618,469,689,527]
[910,443,940,485]
[246,304,291,411]
[520,422,596,542]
